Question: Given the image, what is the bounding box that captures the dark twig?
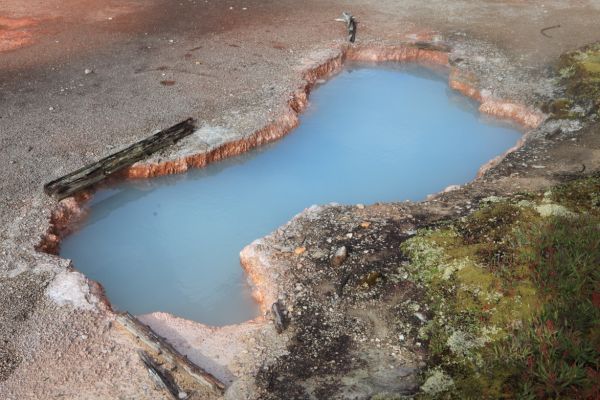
[540,24,561,38]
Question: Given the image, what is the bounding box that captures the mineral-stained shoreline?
[1,1,600,399]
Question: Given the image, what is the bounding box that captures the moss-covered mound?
[543,43,600,120]
[402,176,600,399]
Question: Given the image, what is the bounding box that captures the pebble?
[84,69,93,75]
[294,247,306,255]
[312,249,327,259]
[331,246,347,267]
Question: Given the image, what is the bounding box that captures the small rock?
[443,184,460,193]
[356,203,365,209]
[331,246,347,267]
[84,68,93,75]
[178,391,188,399]
[311,250,327,259]
[360,221,370,229]
[414,312,427,323]
[294,247,306,255]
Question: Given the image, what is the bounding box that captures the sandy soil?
[1,0,600,398]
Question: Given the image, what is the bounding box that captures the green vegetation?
[545,42,600,119]
[400,176,600,399]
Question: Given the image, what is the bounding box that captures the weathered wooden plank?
[271,301,288,333]
[335,12,357,43]
[139,350,183,399]
[116,312,226,395]
[44,118,196,200]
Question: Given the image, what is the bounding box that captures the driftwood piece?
[271,301,288,333]
[413,41,451,53]
[44,118,196,200]
[335,12,357,43]
[116,312,225,395]
[139,350,185,399]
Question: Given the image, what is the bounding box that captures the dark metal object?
[44,118,196,200]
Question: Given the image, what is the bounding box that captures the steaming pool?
[61,63,522,325]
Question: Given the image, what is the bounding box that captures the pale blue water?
[60,64,522,325]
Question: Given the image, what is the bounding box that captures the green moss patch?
[550,42,600,119]
[400,179,600,399]
[550,174,600,215]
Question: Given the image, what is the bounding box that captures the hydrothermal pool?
[60,64,522,325]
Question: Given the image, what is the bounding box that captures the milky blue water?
[60,64,522,326]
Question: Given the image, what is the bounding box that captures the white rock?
[414,312,427,323]
[45,271,97,311]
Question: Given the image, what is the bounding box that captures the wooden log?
[44,118,196,200]
[271,301,288,333]
[335,12,357,43]
[139,350,184,399]
[116,312,226,395]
